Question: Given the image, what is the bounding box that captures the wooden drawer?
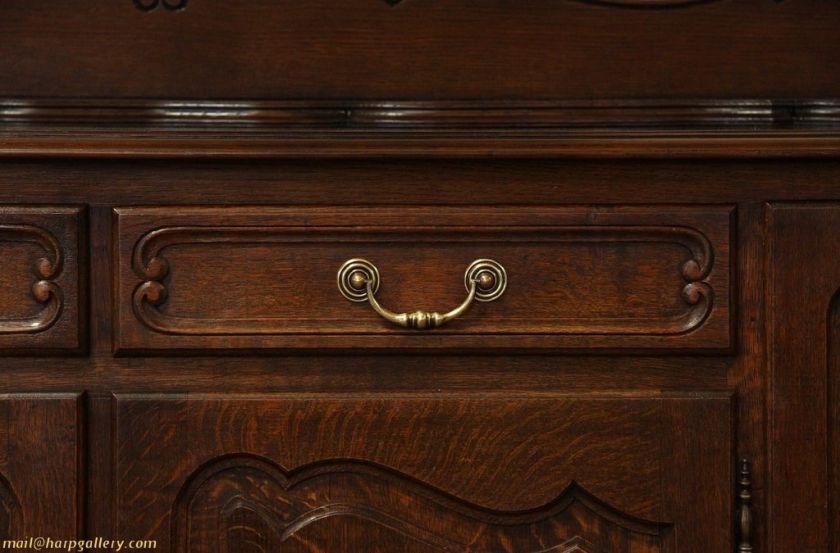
[0,206,84,353]
[111,392,734,553]
[115,205,732,352]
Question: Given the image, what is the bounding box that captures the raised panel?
[0,207,84,353]
[0,394,82,537]
[0,1,838,100]
[767,203,840,552]
[178,459,667,553]
[114,205,732,352]
[112,392,733,553]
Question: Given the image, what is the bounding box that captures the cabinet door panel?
[767,203,840,552]
[0,394,82,537]
[112,392,733,553]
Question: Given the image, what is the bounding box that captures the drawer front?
[0,207,84,353]
[0,394,82,538]
[115,205,732,352]
[112,392,733,553]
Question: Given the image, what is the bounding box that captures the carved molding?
[172,454,671,552]
[4,100,838,160]
[0,225,64,335]
[130,224,715,337]
[133,0,187,12]
[4,99,836,131]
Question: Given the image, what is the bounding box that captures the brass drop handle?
[337,259,507,330]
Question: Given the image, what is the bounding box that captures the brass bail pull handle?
[337,258,507,330]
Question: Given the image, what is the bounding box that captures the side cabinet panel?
[767,203,840,552]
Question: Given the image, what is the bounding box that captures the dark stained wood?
[0,1,835,548]
[0,159,809,551]
[114,205,732,352]
[3,158,840,206]
[113,392,732,553]
[0,394,83,538]
[0,1,838,100]
[766,203,840,553]
[2,99,839,133]
[0,206,84,353]
[0,157,822,550]
[0,159,810,550]
[4,129,840,159]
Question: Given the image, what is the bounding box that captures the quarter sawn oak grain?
[0,0,837,550]
[113,392,731,553]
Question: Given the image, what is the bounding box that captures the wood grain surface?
[0,207,84,353]
[0,0,835,539]
[112,392,732,553]
[115,205,731,352]
[0,394,83,539]
[0,158,828,548]
[766,203,840,553]
[0,1,838,100]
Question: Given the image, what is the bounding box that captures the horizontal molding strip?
[3,98,839,128]
[1,98,839,158]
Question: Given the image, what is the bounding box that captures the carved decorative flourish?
[737,459,753,553]
[133,0,187,12]
[0,225,64,335]
[130,224,715,337]
[172,454,671,553]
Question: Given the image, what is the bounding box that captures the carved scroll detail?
[0,225,64,335]
[133,0,187,12]
[737,458,753,553]
[172,454,671,553]
[130,224,716,337]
